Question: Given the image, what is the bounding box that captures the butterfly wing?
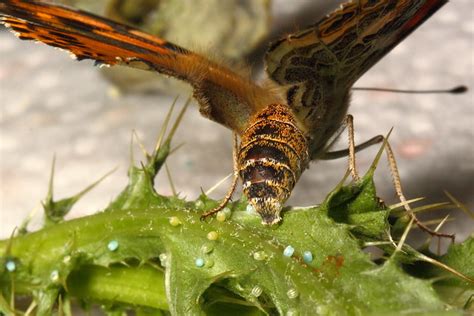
[0,0,274,134]
[265,0,447,157]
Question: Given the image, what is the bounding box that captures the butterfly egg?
[216,211,227,222]
[251,285,263,297]
[107,240,119,251]
[286,288,299,299]
[303,251,313,263]
[253,250,268,261]
[168,216,181,226]
[5,259,16,272]
[63,255,72,264]
[283,245,295,257]
[195,258,205,268]
[206,231,219,241]
[50,270,60,282]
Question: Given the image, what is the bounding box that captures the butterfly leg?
[341,115,454,241]
[319,135,384,160]
[318,114,383,162]
[200,134,240,220]
[317,114,364,180]
[383,139,455,242]
[345,115,360,181]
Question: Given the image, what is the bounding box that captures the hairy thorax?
[238,103,310,225]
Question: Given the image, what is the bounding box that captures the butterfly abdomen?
[238,103,309,225]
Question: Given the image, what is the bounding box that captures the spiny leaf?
[1,106,470,315]
[42,156,116,225]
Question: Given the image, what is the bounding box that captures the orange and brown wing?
[265,0,447,157]
[0,0,271,133]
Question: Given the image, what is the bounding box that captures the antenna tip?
[450,85,468,94]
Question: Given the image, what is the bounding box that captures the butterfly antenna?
[352,85,467,94]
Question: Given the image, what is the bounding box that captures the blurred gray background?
[1,0,473,246]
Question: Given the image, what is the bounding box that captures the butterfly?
[0,0,447,225]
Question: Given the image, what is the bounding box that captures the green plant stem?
[1,178,471,314]
[0,206,175,309]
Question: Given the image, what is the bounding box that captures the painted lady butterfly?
[0,0,447,224]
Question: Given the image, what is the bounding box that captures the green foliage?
[0,106,472,315]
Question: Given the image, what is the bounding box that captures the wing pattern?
[0,0,276,133]
[265,0,447,156]
[0,0,448,225]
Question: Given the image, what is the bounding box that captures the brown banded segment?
[239,103,309,178]
[239,140,301,179]
[241,104,308,161]
[240,160,296,192]
[240,144,291,167]
[238,103,309,223]
[246,182,290,201]
[240,119,307,160]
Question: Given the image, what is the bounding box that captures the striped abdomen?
[238,103,309,225]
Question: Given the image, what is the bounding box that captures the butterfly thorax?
[238,103,309,225]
